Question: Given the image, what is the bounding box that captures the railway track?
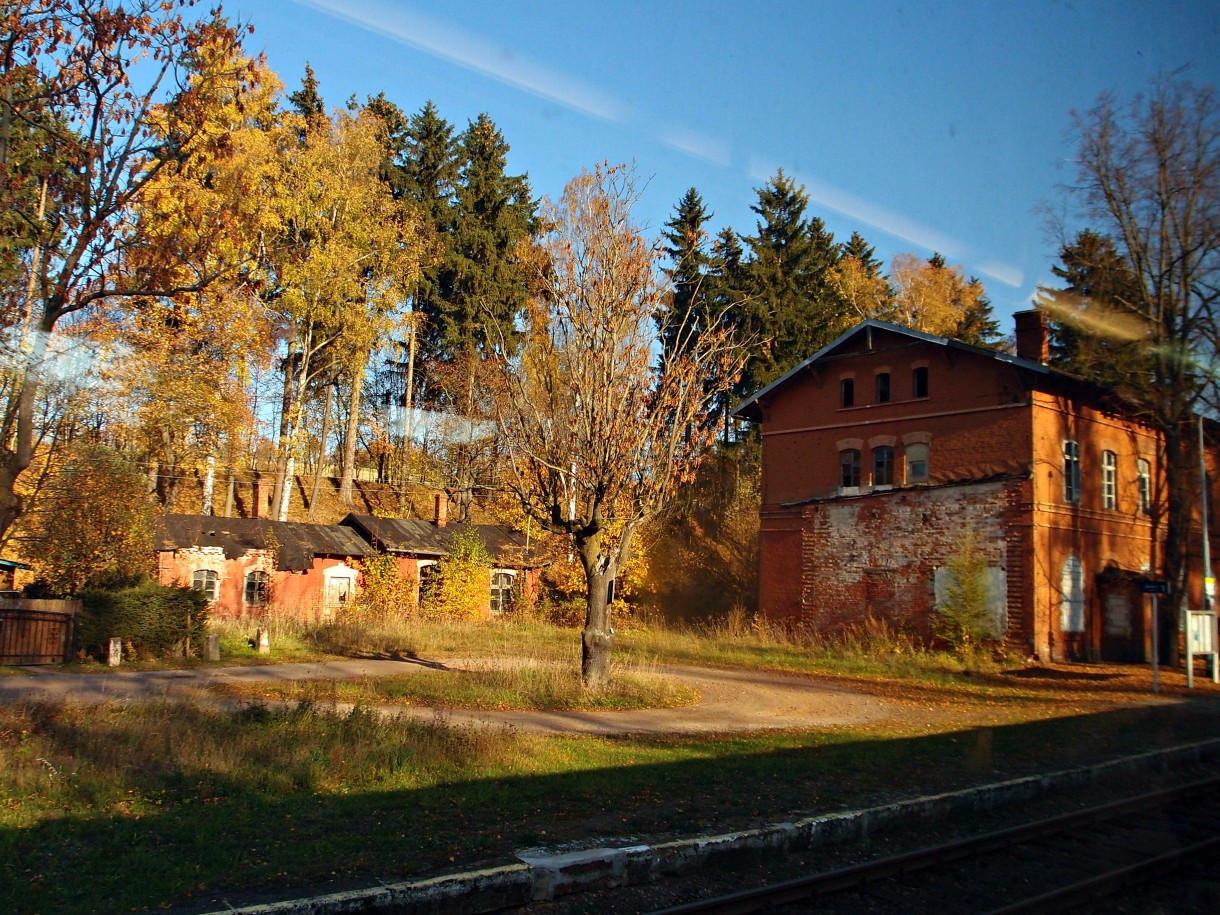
[648,775,1220,915]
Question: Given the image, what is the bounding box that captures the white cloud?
[298,0,630,123]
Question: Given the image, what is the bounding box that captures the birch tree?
[268,107,424,519]
[494,165,747,688]
[0,1,264,538]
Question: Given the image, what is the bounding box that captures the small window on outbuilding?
[872,445,894,487]
[245,570,269,606]
[876,372,890,403]
[905,443,929,483]
[192,569,218,602]
[840,378,854,408]
[913,366,929,399]
[490,571,516,615]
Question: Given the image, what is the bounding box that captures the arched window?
[490,571,516,614]
[244,570,269,606]
[192,569,218,602]
[872,445,894,487]
[905,443,929,483]
[1060,555,1084,632]
[1102,450,1117,510]
[839,449,861,491]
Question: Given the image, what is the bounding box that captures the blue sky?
[232,0,1220,328]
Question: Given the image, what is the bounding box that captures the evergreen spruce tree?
[952,276,1002,346]
[1040,229,1146,382]
[659,188,713,362]
[287,63,327,138]
[740,170,847,393]
[438,112,536,367]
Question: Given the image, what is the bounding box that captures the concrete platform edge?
[202,737,1220,914]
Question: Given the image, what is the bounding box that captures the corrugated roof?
[154,514,373,572]
[341,514,534,565]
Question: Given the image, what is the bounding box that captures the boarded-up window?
[934,565,1007,638]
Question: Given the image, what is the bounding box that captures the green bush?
[78,580,210,659]
[933,525,994,653]
[420,528,492,620]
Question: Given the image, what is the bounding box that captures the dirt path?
[0,658,897,734]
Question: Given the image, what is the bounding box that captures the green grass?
[3,696,1216,914]
[211,658,699,711]
[3,612,1217,913]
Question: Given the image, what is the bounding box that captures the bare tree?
[1064,78,1219,660]
[494,164,747,688]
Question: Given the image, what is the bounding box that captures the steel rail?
[647,774,1220,915]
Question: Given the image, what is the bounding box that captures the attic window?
[913,366,929,399]
[840,378,855,408]
[875,372,890,404]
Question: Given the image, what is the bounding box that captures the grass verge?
[3,615,1219,913]
[209,658,699,711]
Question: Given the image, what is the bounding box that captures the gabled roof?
[154,514,373,572]
[731,320,1050,422]
[340,514,534,565]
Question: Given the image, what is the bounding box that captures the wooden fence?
[0,599,80,665]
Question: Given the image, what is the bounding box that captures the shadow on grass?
[1,699,1216,915]
[1001,666,1124,682]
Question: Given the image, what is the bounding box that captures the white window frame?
[244,570,269,606]
[192,569,218,602]
[1137,458,1151,515]
[1102,450,1117,510]
[490,569,517,615]
[1063,440,1081,504]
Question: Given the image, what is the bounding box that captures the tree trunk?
[1161,423,1197,666]
[201,454,216,515]
[338,373,361,506]
[309,382,334,521]
[269,345,298,520]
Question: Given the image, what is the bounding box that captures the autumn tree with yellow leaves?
[0,1,269,537]
[494,164,748,688]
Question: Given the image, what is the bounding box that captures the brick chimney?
[1014,309,1050,364]
[434,493,447,527]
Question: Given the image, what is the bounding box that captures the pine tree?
[401,100,458,223]
[740,170,846,393]
[952,276,1001,346]
[659,188,713,362]
[437,112,535,366]
[1040,229,1146,381]
[287,63,326,138]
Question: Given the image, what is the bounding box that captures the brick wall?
[760,478,1033,648]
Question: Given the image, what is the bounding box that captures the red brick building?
[154,514,373,621]
[734,312,1216,661]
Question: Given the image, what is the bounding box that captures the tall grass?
[205,610,1007,685]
